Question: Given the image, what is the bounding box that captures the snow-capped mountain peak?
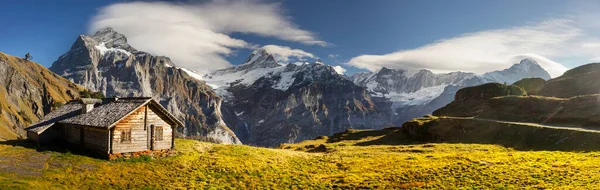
[202,50,346,100]
[483,58,551,84]
[514,58,541,70]
[91,27,136,52]
[349,59,552,125]
[50,28,241,144]
[239,48,279,69]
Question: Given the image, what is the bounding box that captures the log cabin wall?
[147,104,174,150]
[63,124,81,145]
[82,127,109,154]
[111,105,149,154]
[62,124,109,154]
[39,125,62,143]
[27,131,39,142]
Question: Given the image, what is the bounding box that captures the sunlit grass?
[1,138,600,189]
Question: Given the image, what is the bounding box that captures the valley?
[1,30,600,189]
[4,1,600,188]
[13,27,551,147]
[2,130,600,189]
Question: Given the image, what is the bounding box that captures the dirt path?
[0,146,52,176]
[443,116,600,133]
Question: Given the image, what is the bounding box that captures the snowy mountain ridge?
[349,57,552,125]
[193,49,386,146]
[198,48,341,101]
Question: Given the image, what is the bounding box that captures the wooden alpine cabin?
[26,97,184,159]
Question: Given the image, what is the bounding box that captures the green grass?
[513,77,546,95]
[1,137,600,189]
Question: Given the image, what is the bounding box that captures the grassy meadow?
[0,131,600,189]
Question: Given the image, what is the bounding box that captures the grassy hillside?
[433,76,600,128]
[433,83,529,118]
[401,117,600,151]
[0,137,599,189]
[0,52,84,140]
[538,63,600,98]
[513,78,546,95]
[435,92,600,128]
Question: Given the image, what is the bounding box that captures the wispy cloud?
[346,19,596,77]
[332,65,346,75]
[90,0,327,72]
[261,45,314,62]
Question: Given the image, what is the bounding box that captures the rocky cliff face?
[50,28,240,144]
[202,50,388,147]
[350,58,552,125]
[0,52,82,140]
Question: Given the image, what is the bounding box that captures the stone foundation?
[108,149,177,160]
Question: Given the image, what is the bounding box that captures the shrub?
[79,89,105,99]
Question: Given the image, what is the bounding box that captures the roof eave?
[104,99,184,129]
[148,99,185,127]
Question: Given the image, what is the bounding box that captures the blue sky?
[1,0,599,77]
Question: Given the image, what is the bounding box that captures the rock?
[49,28,240,144]
[349,59,551,125]
[0,52,81,139]
[204,50,389,147]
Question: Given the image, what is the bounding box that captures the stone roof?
[26,97,184,133]
[25,101,82,134]
[58,98,151,128]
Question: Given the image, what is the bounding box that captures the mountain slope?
[49,28,240,144]
[0,52,82,140]
[482,58,552,84]
[350,58,552,124]
[432,63,600,127]
[538,63,600,98]
[201,49,388,147]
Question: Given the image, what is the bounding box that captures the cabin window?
[155,126,163,141]
[121,129,131,143]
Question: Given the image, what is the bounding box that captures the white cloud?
[332,65,346,75]
[261,45,314,62]
[328,54,340,58]
[90,0,326,72]
[346,19,594,78]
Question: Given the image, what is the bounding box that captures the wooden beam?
[171,125,175,150]
[109,128,114,154]
[107,128,111,156]
[80,126,84,147]
[150,124,155,150]
[145,105,150,149]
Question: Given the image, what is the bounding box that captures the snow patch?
[181,68,205,81]
[203,65,283,90]
[272,70,296,91]
[332,65,346,75]
[404,69,421,78]
[95,42,131,56]
[293,62,309,66]
[387,85,448,108]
